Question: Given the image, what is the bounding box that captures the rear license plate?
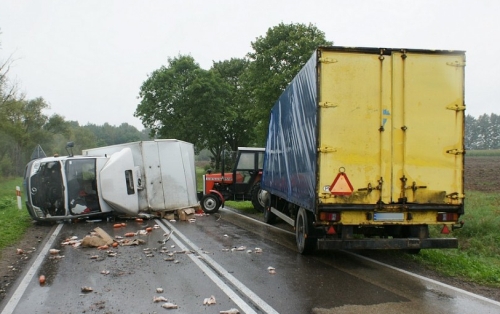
[373,212,404,221]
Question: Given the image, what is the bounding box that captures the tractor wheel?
[201,194,221,214]
[296,207,317,254]
[251,181,265,212]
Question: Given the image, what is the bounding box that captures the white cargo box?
[83,139,198,214]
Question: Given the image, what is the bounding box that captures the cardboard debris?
[81,227,114,247]
[163,212,176,220]
[178,207,196,221]
[94,227,114,245]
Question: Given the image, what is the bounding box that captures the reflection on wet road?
[1,209,499,314]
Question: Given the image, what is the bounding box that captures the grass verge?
[407,190,500,287]
[0,177,32,250]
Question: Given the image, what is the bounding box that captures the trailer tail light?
[319,212,340,222]
[437,213,458,222]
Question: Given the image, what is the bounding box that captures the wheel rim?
[203,197,217,211]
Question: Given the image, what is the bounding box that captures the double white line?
[157,218,280,314]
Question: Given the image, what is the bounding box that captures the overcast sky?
[1,0,498,130]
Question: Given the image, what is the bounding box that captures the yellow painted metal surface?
[317,49,465,207]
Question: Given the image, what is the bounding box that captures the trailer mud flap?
[317,238,458,250]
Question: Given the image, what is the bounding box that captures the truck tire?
[251,181,265,212]
[296,207,317,254]
[201,194,221,214]
[263,206,276,224]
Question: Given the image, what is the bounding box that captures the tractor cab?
[200,147,265,213]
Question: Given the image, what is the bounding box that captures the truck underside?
[264,195,462,254]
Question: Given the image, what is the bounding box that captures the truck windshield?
[65,159,101,215]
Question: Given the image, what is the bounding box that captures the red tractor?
[200,147,265,214]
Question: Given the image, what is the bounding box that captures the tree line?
[0,70,148,176]
[465,114,500,150]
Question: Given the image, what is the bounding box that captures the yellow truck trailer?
[261,46,465,254]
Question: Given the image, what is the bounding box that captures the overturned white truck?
[24,140,198,221]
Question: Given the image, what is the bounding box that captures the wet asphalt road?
[1,209,500,314]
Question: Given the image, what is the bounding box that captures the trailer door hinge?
[319,102,338,108]
[446,148,465,155]
[446,104,466,111]
[318,147,337,153]
[446,61,466,67]
[319,57,338,64]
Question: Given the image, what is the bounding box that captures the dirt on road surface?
[1,156,499,304]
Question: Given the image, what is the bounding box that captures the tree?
[135,55,205,146]
[135,55,242,169]
[245,22,332,144]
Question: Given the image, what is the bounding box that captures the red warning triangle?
[329,173,354,195]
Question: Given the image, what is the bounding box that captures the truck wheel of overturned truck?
[251,181,265,212]
[296,207,317,254]
[201,194,221,214]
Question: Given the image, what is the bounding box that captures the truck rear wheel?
[251,181,265,212]
[296,207,316,254]
[201,194,221,214]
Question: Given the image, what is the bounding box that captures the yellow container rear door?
[391,51,465,205]
[318,48,464,206]
[318,50,393,205]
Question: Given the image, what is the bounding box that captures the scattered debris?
[97,245,109,250]
[268,266,276,274]
[49,255,65,260]
[122,239,145,246]
[90,255,99,259]
[81,286,93,293]
[178,207,195,221]
[49,249,60,255]
[145,227,153,232]
[222,248,230,252]
[254,248,263,253]
[220,309,240,314]
[124,232,136,237]
[100,270,110,275]
[108,252,117,257]
[203,295,216,305]
[232,246,246,251]
[246,250,252,254]
[153,296,168,303]
[82,227,114,247]
[164,257,175,261]
[39,275,46,285]
[135,218,144,222]
[156,288,164,293]
[161,302,178,309]
[16,248,24,255]
[188,218,196,223]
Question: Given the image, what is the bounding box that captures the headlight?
[31,161,41,176]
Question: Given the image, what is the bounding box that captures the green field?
[466,149,500,157]
[0,178,32,250]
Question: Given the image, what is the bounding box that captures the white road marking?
[1,223,63,314]
[226,208,500,307]
[351,252,500,307]
[157,219,279,314]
